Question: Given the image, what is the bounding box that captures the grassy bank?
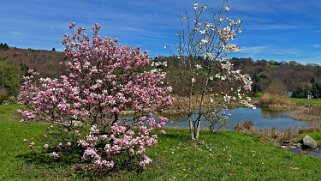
[292,98,321,107]
[253,95,321,122]
[1,104,321,180]
[288,98,321,122]
[254,95,321,108]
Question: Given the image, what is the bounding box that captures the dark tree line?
[292,79,321,98]
[0,43,9,51]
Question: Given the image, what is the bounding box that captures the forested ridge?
[1,46,321,100]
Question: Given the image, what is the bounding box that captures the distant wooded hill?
[155,56,321,96]
[1,46,321,97]
[229,57,321,95]
[0,47,64,78]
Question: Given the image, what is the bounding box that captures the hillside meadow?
[1,104,321,180]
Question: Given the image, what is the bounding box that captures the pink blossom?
[18,23,173,169]
[50,152,60,159]
[111,107,119,113]
[57,142,63,149]
[100,134,108,140]
[139,155,152,167]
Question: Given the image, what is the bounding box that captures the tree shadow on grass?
[16,152,54,166]
[162,132,191,141]
[16,149,82,168]
[16,150,144,178]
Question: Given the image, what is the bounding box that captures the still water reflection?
[164,108,309,130]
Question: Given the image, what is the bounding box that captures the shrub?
[0,88,8,103]
[0,59,20,102]
[259,93,293,109]
[258,128,297,146]
[235,121,297,145]
[206,109,229,133]
[18,23,172,171]
[234,120,255,132]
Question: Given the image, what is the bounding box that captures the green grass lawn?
[1,104,321,180]
[291,98,321,107]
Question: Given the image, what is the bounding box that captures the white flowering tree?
[174,2,253,140]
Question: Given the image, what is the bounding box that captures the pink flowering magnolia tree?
[18,23,172,169]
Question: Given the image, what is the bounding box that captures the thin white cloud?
[241,46,303,56]
[249,24,302,30]
[311,44,321,49]
[8,31,27,36]
[241,46,267,54]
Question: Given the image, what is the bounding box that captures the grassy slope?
[0,105,70,180]
[1,104,321,180]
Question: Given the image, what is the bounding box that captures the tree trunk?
[195,118,202,140]
[195,77,209,140]
[188,115,195,140]
[188,75,194,140]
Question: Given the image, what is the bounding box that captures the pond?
[164,107,309,130]
[288,147,321,158]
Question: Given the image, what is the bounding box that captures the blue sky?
[1,0,321,64]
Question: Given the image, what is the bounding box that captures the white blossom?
[163,61,168,67]
[193,3,198,10]
[201,5,206,12]
[223,94,231,103]
[195,64,202,69]
[224,6,230,12]
[205,22,212,28]
[205,52,213,60]
[150,69,160,73]
[224,44,240,52]
[200,30,206,35]
[154,62,160,67]
[236,19,241,25]
[201,39,209,44]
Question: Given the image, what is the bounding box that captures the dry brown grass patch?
[259,93,294,110]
